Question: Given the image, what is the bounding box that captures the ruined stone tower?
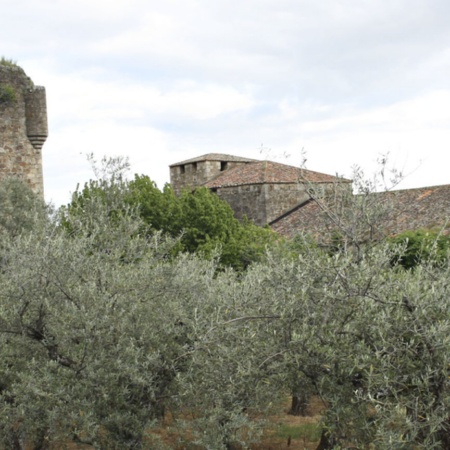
[0,62,47,195]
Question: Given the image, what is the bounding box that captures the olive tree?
[244,162,450,449]
[4,158,450,449]
[0,177,218,448]
[0,174,277,449]
[0,177,49,238]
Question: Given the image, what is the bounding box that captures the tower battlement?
[0,63,47,195]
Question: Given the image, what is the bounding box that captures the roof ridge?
[204,159,350,188]
[170,153,259,167]
[388,183,450,194]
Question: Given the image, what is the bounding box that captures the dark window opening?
[180,165,185,174]
[192,162,197,171]
[211,188,218,193]
[220,161,228,171]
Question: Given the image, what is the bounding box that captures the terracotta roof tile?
[379,184,450,234]
[271,184,450,239]
[204,161,350,188]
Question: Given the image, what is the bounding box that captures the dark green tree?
[126,174,278,270]
[389,228,450,269]
[65,171,278,271]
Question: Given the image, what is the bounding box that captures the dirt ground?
[154,396,325,450]
[249,396,325,450]
[21,396,325,449]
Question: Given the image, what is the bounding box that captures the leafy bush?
[0,84,16,104]
[389,228,450,269]
[0,56,17,67]
[64,169,278,271]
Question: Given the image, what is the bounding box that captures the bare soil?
[22,396,325,449]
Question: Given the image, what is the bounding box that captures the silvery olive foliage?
[0,176,277,449]
[1,158,450,449]
[247,162,450,449]
[0,185,193,448]
[252,238,450,449]
[0,177,49,238]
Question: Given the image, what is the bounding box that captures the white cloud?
[277,90,450,187]
[43,121,171,206]
[31,66,254,204]
[2,0,450,205]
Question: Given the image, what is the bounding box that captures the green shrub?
[389,228,450,269]
[0,57,17,67]
[0,84,16,104]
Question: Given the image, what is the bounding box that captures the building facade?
[170,153,350,227]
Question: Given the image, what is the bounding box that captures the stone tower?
[169,153,257,195]
[0,62,47,195]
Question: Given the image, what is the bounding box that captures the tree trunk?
[315,429,338,450]
[32,429,50,450]
[9,433,25,450]
[288,393,310,416]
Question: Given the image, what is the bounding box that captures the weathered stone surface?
[170,153,256,196]
[0,64,47,195]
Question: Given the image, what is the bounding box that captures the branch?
[202,315,281,341]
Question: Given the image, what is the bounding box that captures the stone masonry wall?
[0,64,47,195]
[263,183,311,224]
[169,157,348,226]
[217,183,312,226]
[217,182,337,226]
[170,160,250,195]
[217,184,267,225]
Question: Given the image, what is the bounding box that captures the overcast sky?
[2,0,450,205]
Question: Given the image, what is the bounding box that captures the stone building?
[171,153,450,238]
[0,62,47,195]
[170,153,351,227]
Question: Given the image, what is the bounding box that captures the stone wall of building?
[0,63,47,195]
[217,182,324,226]
[170,159,250,195]
[170,161,209,195]
[216,184,267,225]
[169,155,350,227]
[263,183,313,224]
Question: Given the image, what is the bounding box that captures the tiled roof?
[170,153,258,167]
[204,161,350,188]
[270,199,324,238]
[379,184,450,234]
[271,184,450,239]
